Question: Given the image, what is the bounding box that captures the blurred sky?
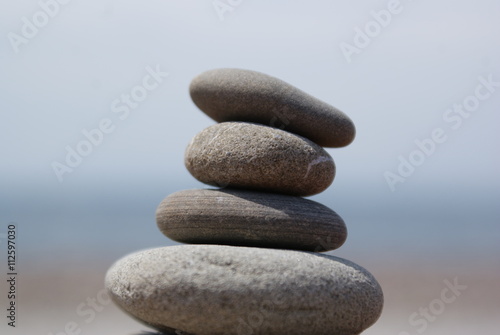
[1,0,499,261]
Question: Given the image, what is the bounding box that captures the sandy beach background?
[2,244,499,335]
[1,1,499,334]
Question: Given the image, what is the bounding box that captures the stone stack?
[105,69,383,335]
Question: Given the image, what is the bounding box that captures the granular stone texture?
[105,245,384,335]
[184,122,335,196]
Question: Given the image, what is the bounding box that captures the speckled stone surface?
[156,188,347,252]
[184,122,335,196]
[105,245,384,335]
[189,68,355,148]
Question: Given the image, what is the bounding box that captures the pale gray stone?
[156,188,347,252]
[106,245,383,335]
[184,122,335,196]
[189,68,355,147]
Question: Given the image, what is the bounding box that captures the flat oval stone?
[105,245,384,335]
[156,189,347,252]
[189,68,355,147]
[185,122,335,196]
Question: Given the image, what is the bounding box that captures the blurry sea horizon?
[4,175,499,264]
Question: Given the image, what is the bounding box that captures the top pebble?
[189,68,356,148]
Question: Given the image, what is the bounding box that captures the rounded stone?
[105,245,384,335]
[189,68,356,147]
[184,122,335,196]
[156,188,347,252]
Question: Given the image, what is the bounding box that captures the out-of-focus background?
[1,1,499,334]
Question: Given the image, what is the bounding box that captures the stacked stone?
[105,69,383,335]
